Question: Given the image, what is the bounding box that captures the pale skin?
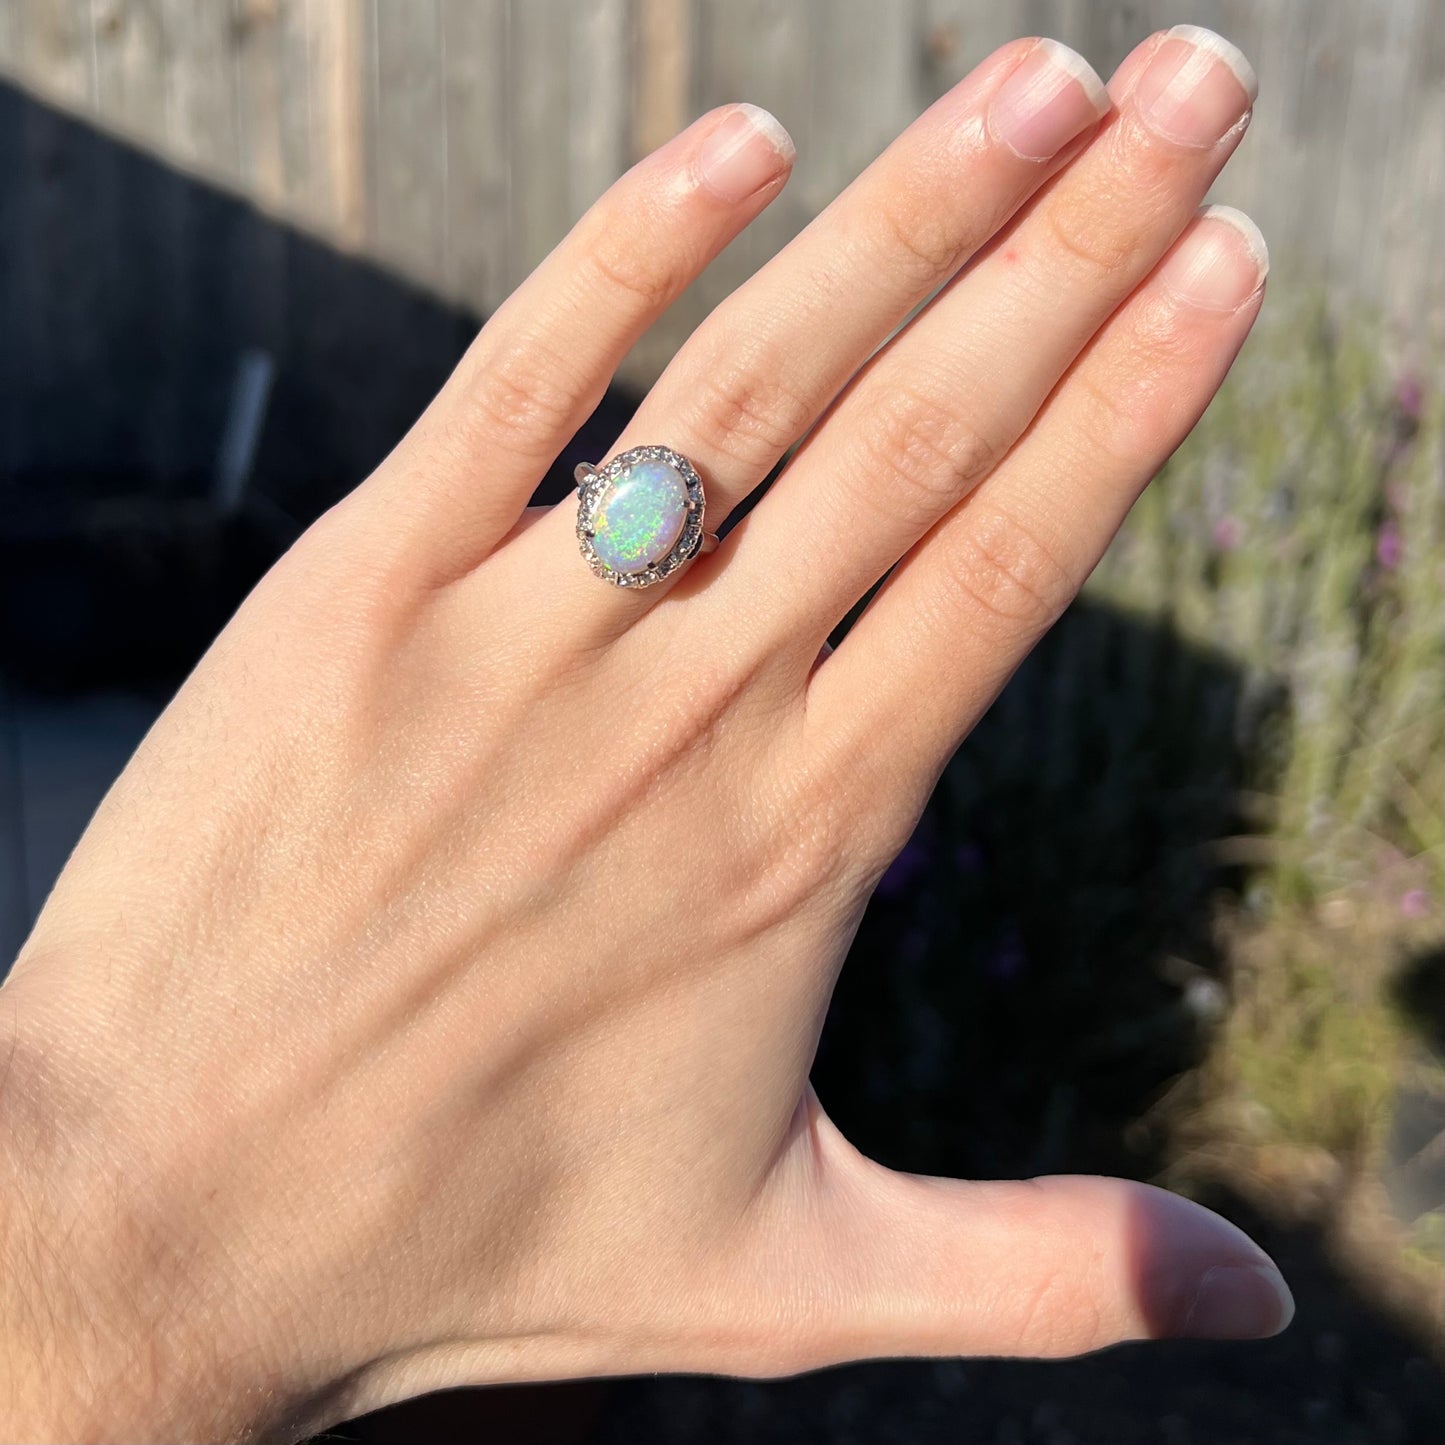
[0,27,1292,1444]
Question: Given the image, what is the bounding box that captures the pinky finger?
[809,205,1268,813]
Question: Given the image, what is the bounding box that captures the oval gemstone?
[590,457,689,574]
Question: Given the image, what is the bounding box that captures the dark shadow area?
[1393,944,1445,1061]
[0,79,631,690]
[571,607,1445,1445]
[1383,943,1445,1250]
[816,599,1254,1187]
[1,83,1439,1445]
[585,1191,1443,1445]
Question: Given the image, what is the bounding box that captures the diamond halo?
[575,444,707,589]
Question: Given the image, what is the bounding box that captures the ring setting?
[575,444,717,588]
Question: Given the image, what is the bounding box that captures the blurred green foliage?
[1093,290,1443,906]
[821,288,1444,1249]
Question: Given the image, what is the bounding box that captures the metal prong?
[574,462,599,486]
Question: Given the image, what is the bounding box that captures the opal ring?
[575,444,718,589]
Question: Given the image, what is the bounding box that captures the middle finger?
[716,24,1256,653]
[614,36,1111,514]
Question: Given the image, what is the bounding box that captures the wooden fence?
[1,0,1441,391]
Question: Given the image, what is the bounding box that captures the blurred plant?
[1091,291,1444,907]
[1207,918,1412,1160]
[820,284,1444,1248]
[1108,295,1445,1295]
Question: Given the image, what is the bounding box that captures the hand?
[1,27,1289,1444]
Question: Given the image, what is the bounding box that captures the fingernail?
[698,103,795,203]
[1157,204,1269,309]
[1183,1263,1295,1339]
[1135,25,1257,147]
[989,38,1110,161]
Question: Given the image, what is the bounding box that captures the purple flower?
[1395,372,1424,423]
[1400,888,1432,920]
[1376,520,1403,570]
[1212,516,1243,551]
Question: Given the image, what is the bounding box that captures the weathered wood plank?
[807,0,913,208]
[368,0,447,280]
[1,4,94,482]
[159,0,237,180]
[0,3,22,71]
[91,0,170,147]
[567,0,629,220]
[1376,0,1445,329]
[440,0,509,305]
[505,0,574,280]
[919,0,1034,83]
[233,0,286,211]
[309,0,367,246]
[0,0,1440,399]
[17,0,93,108]
[632,0,689,160]
[640,0,815,382]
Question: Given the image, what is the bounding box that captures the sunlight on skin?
[0,27,1287,1444]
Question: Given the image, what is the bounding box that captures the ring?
[575,444,719,589]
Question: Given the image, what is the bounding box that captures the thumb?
[736,1097,1293,1374]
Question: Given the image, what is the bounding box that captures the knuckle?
[1069,365,1151,468]
[944,501,1075,634]
[865,185,970,286]
[461,338,580,455]
[580,226,683,312]
[684,347,815,475]
[1074,305,1203,460]
[1039,193,1139,280]
[855,383,999,526]
[1133,281,1215,362]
